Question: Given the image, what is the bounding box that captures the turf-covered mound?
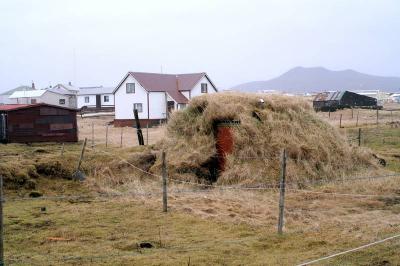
[158,93,376,186]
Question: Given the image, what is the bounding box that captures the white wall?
[40,91,69,107]
[149,92,167,119]
[101,94,114,106]
[77,94,114,108]
[13,91,68,107]
[115,75,150,120]
[78,95,96,108]
[190,76,217,98]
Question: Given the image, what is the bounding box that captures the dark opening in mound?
[175,156,219,184]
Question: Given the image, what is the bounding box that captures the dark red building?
[0,103,78,143]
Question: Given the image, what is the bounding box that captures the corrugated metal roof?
[78,86,114,95]
[9,90,47,98]
[0,104,32,111]
[0,103,78,112]
[314,91,345,101]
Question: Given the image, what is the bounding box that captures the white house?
[48,83,79,108]
[389,93,400,103]
[8,90,71,107]
[77,86,115,110]
[113,72,218,126]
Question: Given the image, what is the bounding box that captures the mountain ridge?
[231,67,400,93]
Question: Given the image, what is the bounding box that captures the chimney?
[68,81,72,86]
[32,81,36,90]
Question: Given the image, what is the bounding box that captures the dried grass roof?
[157,93,377,186]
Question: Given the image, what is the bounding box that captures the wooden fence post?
[391,111,393,123]
[356,110,359,127]
[162,150,168,213]
[105,124,109,148]
[277,149,287,235]
[351,108,354,119]
[77,138,87,172]
[376,108,379,125]
[91,122,94,148]
[134,109,144,145]
[0,176,4,266]
[358,128,361,147]
[60,143,65,157]
[120,127,123,148]
[339,114,343,128]
[146,123,149,145]
[328,110,331,119]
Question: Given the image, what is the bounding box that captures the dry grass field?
[1,99,400,265]
[78,115,166,147]
[317,107,400,128]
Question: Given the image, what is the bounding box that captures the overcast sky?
[0,0,399,92]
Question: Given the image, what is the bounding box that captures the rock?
[139,242,154,249]
[29,191,43,198]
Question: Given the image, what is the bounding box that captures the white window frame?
[84,96,90,103]
[104,95,109,102]
[59,99,66,105]
[126,83,135,93]
[133,103,143,113]
[201,83,208,93]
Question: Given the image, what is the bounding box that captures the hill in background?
[231,67,400,93]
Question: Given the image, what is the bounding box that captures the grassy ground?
[1,115,400,265]
[4,195,400,265]
[344,125,400,172]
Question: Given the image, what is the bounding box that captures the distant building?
[8,89,72,107]
[49,83,79,108]
[0,103,78,143]
[313,91,378,111]
[257,89,281,94]
[113,72,218,127]
[0,85,34,104]
[389,93,400,103]
[350,90,391,104]
[77,86,115,110]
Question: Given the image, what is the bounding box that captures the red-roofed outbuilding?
[0,103,78,143]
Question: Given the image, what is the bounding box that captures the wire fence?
[318,107,400,128]
[2,143,400,264]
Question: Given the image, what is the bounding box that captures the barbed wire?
[287,188,400,198]
[91,146,400,185]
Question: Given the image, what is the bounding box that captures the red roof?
[0,103,78,112]
[127,72,211,104]
[0,104,32,111]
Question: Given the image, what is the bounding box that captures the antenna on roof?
[73,48,77,85]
